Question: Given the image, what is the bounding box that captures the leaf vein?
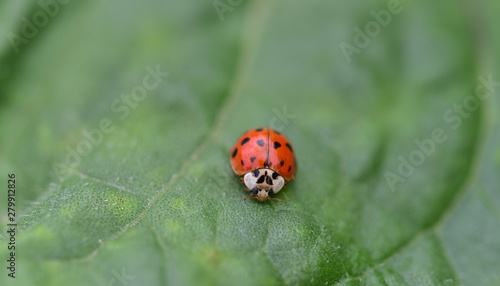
[75,170,139,196]
[336,74,489,285]
[434,230,461,284]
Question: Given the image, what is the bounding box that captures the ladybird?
[230,127,297,202]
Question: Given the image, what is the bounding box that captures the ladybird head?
[243,168,284,202]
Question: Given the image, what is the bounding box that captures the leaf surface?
[1,0,499,285]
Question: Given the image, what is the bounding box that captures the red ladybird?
[230,127,297,202]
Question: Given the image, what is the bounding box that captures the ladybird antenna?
[244,196,256,201]
[268,197,283,202]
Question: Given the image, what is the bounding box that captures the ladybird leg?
[244,192,257,201]
[240,176,244,183]
[244,195,257,201]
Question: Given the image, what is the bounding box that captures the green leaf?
[1,0,499,285]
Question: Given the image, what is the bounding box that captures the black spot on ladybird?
[257,175,266,184]
[250,156,256,163]
[286,143,293,152]
[280,160,284,167]
[288,166,292,172]
[241,137,250,145]
[255,128,263,132]
[257,139,265,147]
[252,170,260,177]
[272,172,278,179]
[273,141,281,149]
[232,148,238,158]
[241,160,245,166]
[266,176,273,185]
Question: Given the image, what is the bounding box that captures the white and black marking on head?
[243,168,284,202]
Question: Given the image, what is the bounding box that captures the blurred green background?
[1,0,499,285]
